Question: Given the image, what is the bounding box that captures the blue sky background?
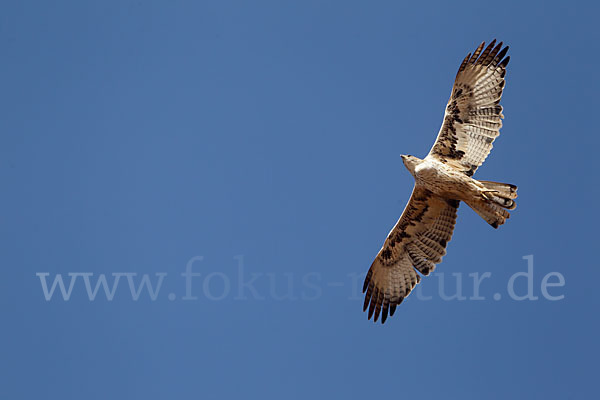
[1,1,598,399]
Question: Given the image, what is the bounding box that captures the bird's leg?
[480,190,499,201]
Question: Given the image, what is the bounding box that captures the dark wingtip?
[382,303,389,323]
[363,285,371,312]
[368,297,376,320]
[362,270,372,293]
[496,46,509,64]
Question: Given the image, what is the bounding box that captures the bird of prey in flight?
[363,40,517,324]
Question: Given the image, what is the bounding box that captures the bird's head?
[401,154,421,175]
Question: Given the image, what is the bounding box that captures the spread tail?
[467,181,518,229]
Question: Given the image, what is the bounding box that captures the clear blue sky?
[1,1,597,399]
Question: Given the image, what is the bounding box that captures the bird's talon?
[480,190,499,200]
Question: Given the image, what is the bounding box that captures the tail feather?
[468,199,511,229]
[468,180,518,228]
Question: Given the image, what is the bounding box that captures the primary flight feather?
[363,40,517,324]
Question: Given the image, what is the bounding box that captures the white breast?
[414,158,452,193]
[415,158,442,178]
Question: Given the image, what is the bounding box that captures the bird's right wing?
[427,40,510,176]
[363,187,459,323]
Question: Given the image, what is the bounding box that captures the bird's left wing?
[363,187,459,323]
[427,40,510,176]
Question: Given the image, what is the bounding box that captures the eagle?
[363,40,517,324]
